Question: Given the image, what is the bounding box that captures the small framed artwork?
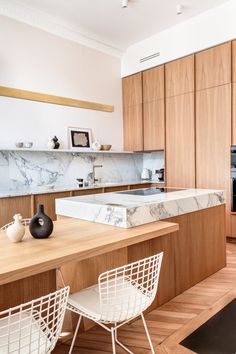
[68,127,92,151]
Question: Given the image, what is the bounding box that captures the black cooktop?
[117,187,183,196]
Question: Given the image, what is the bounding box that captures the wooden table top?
[0,218,178,286]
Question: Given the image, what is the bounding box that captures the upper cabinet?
[165,55,194,97]
[122,73,142,107]
[143,65,165,102]
[195,42,231,91]
[143,66,165,151]
[233,40,236,83]
[122,73,143,151]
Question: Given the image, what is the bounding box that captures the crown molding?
[0,0,123,58]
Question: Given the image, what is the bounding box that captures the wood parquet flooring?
[54,243,236,354]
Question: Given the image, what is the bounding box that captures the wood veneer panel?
[166,93,195,188]
[231,214,236,237]
[123,104,143,151]
[127,234,176,309]
[34,192,70,221]
[143,99,165,151]
[165,55,194,97]
[195,42,231,91]
[196,84,231,235]
[233,40,236,83]
[122,73,142,107]
[129,183,151,189]
[72,188,103,196]
[0,270,56,312]
[104,185,129,192]
[143,65,165,102]
[0,195,32,227]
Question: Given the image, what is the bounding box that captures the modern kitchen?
[0,0,236,353]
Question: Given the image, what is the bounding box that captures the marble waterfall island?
[56,188,225,228]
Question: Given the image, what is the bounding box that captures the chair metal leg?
[68,315,82,354]
[141,312,155,354]
[111,328,116,354]
[114,324,134,354]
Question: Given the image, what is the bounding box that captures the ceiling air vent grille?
[140,52,160,63]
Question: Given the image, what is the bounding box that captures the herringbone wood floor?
[54,243,236,354]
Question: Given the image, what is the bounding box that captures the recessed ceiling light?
[122,0,128,8]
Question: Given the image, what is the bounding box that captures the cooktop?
[117,187,183,196]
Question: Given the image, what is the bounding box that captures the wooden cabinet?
[196,84,231,234]
[142,65,165,151]
[233,40,236,83]
[143,99,165,151]
[143,65,164,102]
[122,73,142,107]
[123,73,143,151]
[195,42,231,91]
[0,196,32,227]
[123,104,143,151]
[34,192,71,220]
[72,188,103,196]
[166,93,195,188]
[165,55,194,97]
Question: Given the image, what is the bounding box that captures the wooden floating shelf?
[0,86,114,113]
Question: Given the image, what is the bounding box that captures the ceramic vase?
[6,214,25,243]
[29,204,53,239]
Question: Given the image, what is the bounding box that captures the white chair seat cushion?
[0,312,51,354]
[68,277,148,323]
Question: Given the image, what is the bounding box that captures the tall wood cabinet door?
[196,84,231,235]
[165,55,194,98]
[122,73,142,107]
[123,104,143,151]
[143,65,164,102]
[0,196,32,227]
[143,99,165,151]
[166,93,195,188]
[195,42,231,91]
[233,40,236,83]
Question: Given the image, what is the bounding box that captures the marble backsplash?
[0,150,164,191]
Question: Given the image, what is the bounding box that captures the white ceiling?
[6,0,232,51]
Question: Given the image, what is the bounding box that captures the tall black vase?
[29,204,53,239]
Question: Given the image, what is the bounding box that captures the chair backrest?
[98,252,163,323]
[0,286,69,354]
[1,218,31,231]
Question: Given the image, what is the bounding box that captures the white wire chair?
[65,252,163,354]
[1,218,31,231]
[0,286,70,354]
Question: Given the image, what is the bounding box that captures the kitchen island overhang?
[55,188,225,227]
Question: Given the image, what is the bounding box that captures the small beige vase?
[6,214,25,243]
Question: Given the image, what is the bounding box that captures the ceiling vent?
[140,52,160,63]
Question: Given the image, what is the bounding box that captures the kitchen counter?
[0,179,164,198]
[56,187,225,228]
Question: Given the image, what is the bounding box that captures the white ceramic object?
[47,136,55,149]
[6,214,26,243]
[92,140,101,151]
[141,168,151,180]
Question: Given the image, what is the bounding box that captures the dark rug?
[181,299,236,354]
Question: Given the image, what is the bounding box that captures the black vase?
[29,204,54,239]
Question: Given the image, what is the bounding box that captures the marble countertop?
[56,188,225,228]
[0,180,164,198]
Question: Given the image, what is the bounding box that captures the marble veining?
[55,188,225,228]
[0,150,165,191]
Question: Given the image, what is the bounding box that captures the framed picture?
[68,127,92,151]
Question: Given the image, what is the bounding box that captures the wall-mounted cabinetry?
[122,40,235,237]
[165,55,195,188]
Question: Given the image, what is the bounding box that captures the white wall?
[0,15,123,149]
[122,0,236,76]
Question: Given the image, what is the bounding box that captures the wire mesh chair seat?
[66,252,163,354]
[0,287,69,354]
[1,218,31,231]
